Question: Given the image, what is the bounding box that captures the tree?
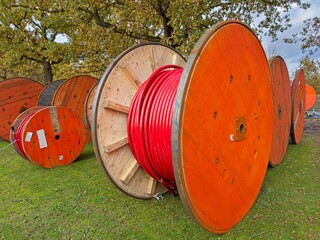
[299,56,320,93]
[0,1,75,84]
[74,0,311,55]
[285,16,319,57]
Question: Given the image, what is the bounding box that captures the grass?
[0,128,319,239]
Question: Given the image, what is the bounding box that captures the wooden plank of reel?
[84,82,98,129]
[37,79,65,106]
[52,75,98,142]
[10,106,44,160]
[0,77,44,142]
[290,69,306,144]
[91,43,186,199]
[268,56,292,167]
[12,106,86,168]
[172,21,273,233]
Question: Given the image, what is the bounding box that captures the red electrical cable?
[13,112,36,159]
[127,65,183,193]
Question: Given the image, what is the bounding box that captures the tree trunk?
[43,60,53,85]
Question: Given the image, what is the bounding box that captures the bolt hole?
[213,111,218,119]
[239,123,244,133]
[229,74,234,83]
[55,135,60,140]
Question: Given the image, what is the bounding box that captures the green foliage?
[299,56,320,93]
[0,0,312,83]
[0,121,319,239]
[0,0,75,83]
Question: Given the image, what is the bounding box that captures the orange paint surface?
[173,21,273,233]
[268,56,291,166]
[0,78,44,141]
[306,84,316,110]
[52,75,98,142]
[21,106,86,168]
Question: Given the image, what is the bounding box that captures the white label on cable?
[25,132,33,142]
[36,129,48,149]
[59,155,64,161]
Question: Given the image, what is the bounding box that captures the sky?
[260,0,320,76]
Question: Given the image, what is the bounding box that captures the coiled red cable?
[127,65,183,193]
[13,112,36,158]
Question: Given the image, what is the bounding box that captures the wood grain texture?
[0,78,44,141]
[92,43,186,199]
[52,75,98,142]
[37,79,65,106]
[268,56,291,167]
[20,106,86,168]
[290,69,306,144]
[172,21,273,233]
[84,82,98,129]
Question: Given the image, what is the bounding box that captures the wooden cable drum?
[268,56,291,167]
[37,79,66,106]
[52,75,98,142]
[10,106,44,160]
[84,82,98,129]
[290,69,306,144]
[0,77,44,142]
[306,84,317,110]
[92,43,186,198]
[10,106,86,168]
[92,20,274,233]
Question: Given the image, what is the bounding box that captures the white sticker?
[36,129,48,149]
[25,132,33,142]
[59,155,64,161]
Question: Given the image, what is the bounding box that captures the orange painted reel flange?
[10,106,45,160]
[52,75,98,142]
[91,43,186,199]
[290,69,306,144]
[0,77,44,141]
[11,106,86,168]
[172,21,273,233]
[305,84,317,110]
[268,56,291,167]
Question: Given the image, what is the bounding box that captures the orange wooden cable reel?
[52,75,98,142]
[290,69,306,144]
[0,77,44,141]
[268,56,291,167]
[92,21,274,233]
[37,79,66,106]
[10,106,86,168]
[305,84,317,110]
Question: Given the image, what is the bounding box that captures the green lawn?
[0,128,319,239]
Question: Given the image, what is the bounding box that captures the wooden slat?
[103,99,130,114]
[120,67,140,89]
[120,159,140,184]
[146,177,157,195]
[104,136,128,153]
